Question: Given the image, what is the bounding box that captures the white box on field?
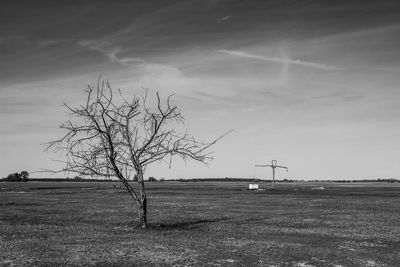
[248,183,259,190]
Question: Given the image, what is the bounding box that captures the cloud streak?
[217,49,342,71]
[78,40,144,67]
[217,15,232,23]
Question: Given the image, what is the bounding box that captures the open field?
[1,181,400,266]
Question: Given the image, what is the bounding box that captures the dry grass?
[1,181,400,266]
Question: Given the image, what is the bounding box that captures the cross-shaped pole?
[255,160,288,189]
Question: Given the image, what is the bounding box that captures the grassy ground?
[1,181,400,266]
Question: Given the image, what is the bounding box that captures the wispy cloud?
[78,40,144,67]
[217,15,232,23]
[217,49,342,71]
[37,39,67,47]
[311,91,364,105]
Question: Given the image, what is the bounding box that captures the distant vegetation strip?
[1,177,398,183]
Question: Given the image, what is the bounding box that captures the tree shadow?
[148,217,229,230]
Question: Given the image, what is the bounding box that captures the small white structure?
[248,183,259,190]
[311,186,325,190]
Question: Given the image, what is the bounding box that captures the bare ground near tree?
[1,181,400,266]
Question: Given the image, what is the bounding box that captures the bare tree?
[46,79,228,228]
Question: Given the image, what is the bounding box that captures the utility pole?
[255,160,288,189]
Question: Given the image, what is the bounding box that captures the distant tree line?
[3,174,397,183]
[172,177,264,182]
[309,179,399,183]
[1,171,29,182]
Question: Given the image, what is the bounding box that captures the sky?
[1,0,400,180]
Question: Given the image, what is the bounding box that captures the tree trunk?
[139,196,147,228]
[137,169,147,228]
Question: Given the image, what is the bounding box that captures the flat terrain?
[1,181,400,266]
